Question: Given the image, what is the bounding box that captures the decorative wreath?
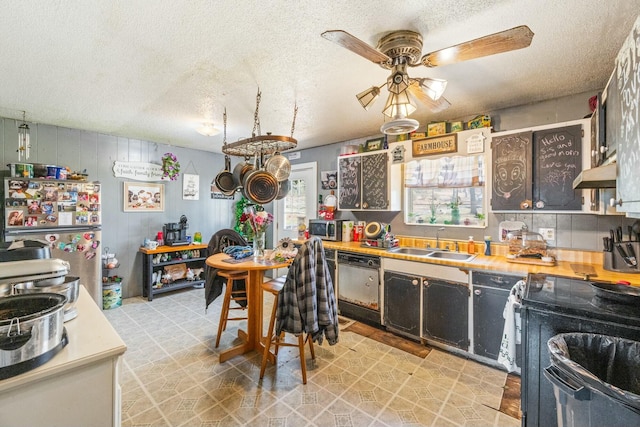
[161,152,180,181]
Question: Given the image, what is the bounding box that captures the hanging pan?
[275,179,291,200]
[214,155,236,195]
[243,167,278,205]
[233,157,254,189]
[264,152,291,182]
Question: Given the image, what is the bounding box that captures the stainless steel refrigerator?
[3,177,103,307]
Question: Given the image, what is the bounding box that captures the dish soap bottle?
[467,236,475,254]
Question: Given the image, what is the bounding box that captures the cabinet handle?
[412,279,419,286]
[474,289,482,295]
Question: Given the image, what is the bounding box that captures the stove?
[524,274,640,325]
[522,273,640,427]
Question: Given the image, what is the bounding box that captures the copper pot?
[243,168,278,205]
[233,158,254,189]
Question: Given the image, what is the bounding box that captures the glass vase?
[253,231,265,260]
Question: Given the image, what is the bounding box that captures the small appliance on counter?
[0,257,78,379]
[163,215,190,246]
[308,219,343,241]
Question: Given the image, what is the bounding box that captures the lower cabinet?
[422,277,469,350]
[383,271,422,339]
[472,271,525,361]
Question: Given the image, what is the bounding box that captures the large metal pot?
[275,179,291,200]
[13,276,80,322]
[0,293,67,377]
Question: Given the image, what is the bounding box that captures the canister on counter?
[342,221,354,242]
[354,222,365,242]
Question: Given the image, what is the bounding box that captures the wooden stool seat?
[215,269,249,348]
[259,275,315,384]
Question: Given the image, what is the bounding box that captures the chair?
[259,276,315,384]
[259,237,338,384]
[215,269,249,348]
[204,228,250,348]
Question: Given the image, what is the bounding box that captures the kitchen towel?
[498,280,526,372]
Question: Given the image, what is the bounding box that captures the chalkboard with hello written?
[533,124,582,210]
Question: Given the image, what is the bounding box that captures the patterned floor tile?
[108,288,521,427]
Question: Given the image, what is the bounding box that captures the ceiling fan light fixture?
[382,90,416,118]
[196,123,220,136]
[418,78,447,101]
[356,86,381,110]
[380,117,419,135]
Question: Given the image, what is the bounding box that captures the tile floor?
[104,287,520,427]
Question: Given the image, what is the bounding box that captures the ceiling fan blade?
[421,25,534,68]
[321,30,391,64]
[409,83,451,113]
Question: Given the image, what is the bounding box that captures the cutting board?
[570,263,598,278]
[506,256,555,266]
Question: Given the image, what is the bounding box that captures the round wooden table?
[206,253,291,362]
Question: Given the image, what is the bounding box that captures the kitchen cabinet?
[0,286,126,427]
[383,270,422,339]
[491,118,594,212]
[337,151,400,211]
[139,244,208,301]
[422,276,469,350]
[472,271,525,363]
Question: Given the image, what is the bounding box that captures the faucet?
[435,227,445,250]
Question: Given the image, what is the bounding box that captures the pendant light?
[17,111,30,161]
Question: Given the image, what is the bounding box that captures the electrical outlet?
[539,228,555,241]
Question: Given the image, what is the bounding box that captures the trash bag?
[547,333,640,414]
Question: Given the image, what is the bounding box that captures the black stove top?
[524,273,640,325]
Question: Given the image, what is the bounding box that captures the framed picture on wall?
[182,173,199,200]
[364,137,384,152]
[123,182,164,212]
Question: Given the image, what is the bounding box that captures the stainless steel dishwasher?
[337,251,381,326]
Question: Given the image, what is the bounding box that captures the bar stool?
[259,276,315,384]
[215,269,249,348]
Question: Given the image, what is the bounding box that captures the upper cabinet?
[337,151,400,211]
[491,119,592,212]
[608,16,640,214]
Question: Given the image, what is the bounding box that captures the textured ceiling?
[1,1,639,153]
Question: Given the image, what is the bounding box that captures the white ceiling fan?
[321,26,534,134]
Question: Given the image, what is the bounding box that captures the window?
[404,155,487,228]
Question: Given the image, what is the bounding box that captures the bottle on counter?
[467,236,475,254]
[156,231,164,246]
[484,236,492,256]
[194,231,202,244]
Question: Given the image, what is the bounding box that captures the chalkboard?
[613,16,640,213]
[338,156,361,209]
[491,131,532,210]
[533,124,582,210]
[361,152,388,209]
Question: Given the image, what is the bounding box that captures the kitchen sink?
[426,251,477,262]
[387,247,433,256]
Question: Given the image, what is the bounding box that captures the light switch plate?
[539,227,556,241]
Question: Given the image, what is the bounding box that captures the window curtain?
[404,155,484,188]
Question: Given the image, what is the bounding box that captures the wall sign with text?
[412,134,458,157]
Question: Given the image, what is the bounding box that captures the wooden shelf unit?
[139,243,208,301]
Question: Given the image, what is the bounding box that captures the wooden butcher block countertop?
[317,236,640,286]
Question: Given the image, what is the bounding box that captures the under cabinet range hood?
[572,162,617,189]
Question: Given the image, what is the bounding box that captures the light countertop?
[0,285,127,393]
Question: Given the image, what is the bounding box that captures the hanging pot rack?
[222,90,298,157]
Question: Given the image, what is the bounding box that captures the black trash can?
[544,333,640,427]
